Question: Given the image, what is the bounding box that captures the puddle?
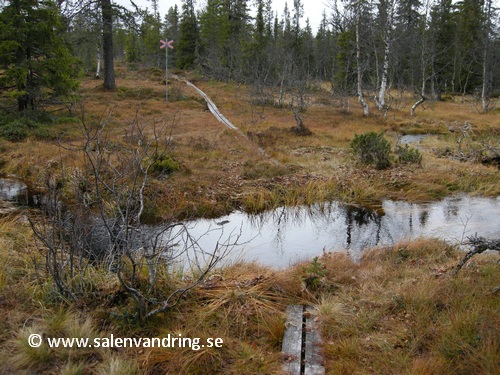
[399,134,428,145]
[0,178,31,213]
[182,196,500,268]
[2,177,498,269]
[0,177,43,209]
[0,178,28,202]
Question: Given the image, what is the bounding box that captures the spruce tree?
[177,0,199,69]
[0,0,79,111]
[164,5,180,68]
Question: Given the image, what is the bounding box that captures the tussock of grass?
[144,263,301,374]
[314,239,499,374]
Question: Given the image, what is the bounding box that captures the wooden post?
[160,39,174,104]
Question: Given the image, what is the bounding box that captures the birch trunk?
[95,46,101,78]
[376,1,394,111]
[377,39,390,110]
[481,0,492,112]
[356,12,369,116]
[412,31,428,116]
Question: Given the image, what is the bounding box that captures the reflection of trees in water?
[246,203,343,252]
[419,209,429,227]
[443,199,461,221]
[247,203,388,251]
[345,205,383,248]
[248,203,339,229]
[408,205,420,233]
[187,196,498,267]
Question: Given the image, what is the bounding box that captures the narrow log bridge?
[170,74,281,166]
[282,305,325,375]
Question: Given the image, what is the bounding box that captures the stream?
[1,177,498,268]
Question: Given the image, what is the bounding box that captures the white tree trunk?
[411,96,426,116]
[412,31,429,117]
[95,46,101,79]
[481,0,492,112]
[377,1,395,111]
[356,12,369,116]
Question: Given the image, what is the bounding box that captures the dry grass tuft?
[312,239,500,374]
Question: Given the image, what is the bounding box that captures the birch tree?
[351,0,370,115]
[481,0,495,112]
[375,0,397,112]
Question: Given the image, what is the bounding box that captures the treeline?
[103,0,499,111]
[1,0,499,113]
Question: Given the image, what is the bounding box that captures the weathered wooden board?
[282,304,303,375]
[282,305,325,375]
[304,306,325,375]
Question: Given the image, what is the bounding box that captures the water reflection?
[184,196,500,268]
[2,176,498,269]
[0,178,28,202]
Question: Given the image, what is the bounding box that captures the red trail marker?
[160,39,174,49]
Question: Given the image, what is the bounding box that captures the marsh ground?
[1,67,499,218]
[0,67,499,374]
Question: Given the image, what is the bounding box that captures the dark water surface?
[184,196,500,267]
[2,177,498,268]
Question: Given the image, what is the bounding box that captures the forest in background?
[1,0,499,114]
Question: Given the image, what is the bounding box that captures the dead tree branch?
[455,236,500,274]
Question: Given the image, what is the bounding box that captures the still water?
[1,178,498,268]
[183,196,499,267]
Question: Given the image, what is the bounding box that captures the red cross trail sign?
[160,39,174,49]
[160,39,174,103]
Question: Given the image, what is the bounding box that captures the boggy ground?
[0,214,498,374]
[1,66,499,219]
[0,68,499,374]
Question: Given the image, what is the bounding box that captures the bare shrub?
[28,107,239,319]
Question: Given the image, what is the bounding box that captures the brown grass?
[1,65,498,220]
[315,239,499,375]
[0,210,498,374]
[0,67,499,374]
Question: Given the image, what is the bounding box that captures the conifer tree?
[0,0,79,111]
[177,0,199,69]
[164,5,180,68]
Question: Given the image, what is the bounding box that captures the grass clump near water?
[1,211,498,374]
[316,239,499,374]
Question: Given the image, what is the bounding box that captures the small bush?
[168,86,188,101]
[350,131,391,169]
[148,153,180,176]
[396,144,422,165]
[0,120,29,141]
[303,256,327,290]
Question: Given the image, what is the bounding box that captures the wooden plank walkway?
[282,305,325,375]
[170,74,282,166]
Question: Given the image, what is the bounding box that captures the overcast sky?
[118,0,330,33]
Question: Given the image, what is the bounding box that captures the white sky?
[119,0,330,33]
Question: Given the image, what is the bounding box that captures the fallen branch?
[455,236,500,274]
